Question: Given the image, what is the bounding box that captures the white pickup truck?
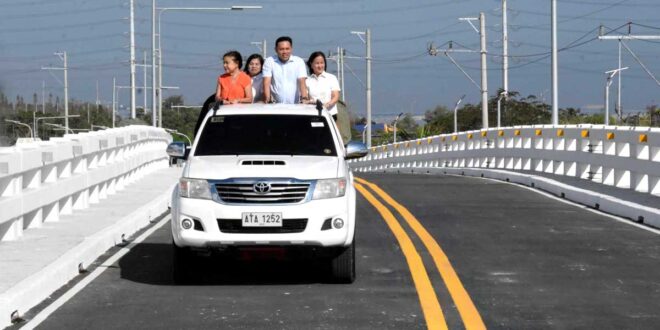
[166,103,367,283]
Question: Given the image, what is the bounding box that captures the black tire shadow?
[119,242,331,286]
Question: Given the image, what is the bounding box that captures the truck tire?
[172,242,193,284]
[330,239,355,283]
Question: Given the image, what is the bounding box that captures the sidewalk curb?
[380,167,660,229]
[0,190,170,327]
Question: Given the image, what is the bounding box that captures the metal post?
[366,28,372,148]
[152,0,157,127]
[63,52,69,131]
[551,0,559,125]
[453,95,465,133]
[604,67,628,126]
[479,13,488,129]
[129,0,137,119]
[393,112,403,144]
[604,77,610,126]
[336,46,341,78]
[617,39,622,123]
[263,39,267,58]
[112,77,116,128]
[158,14,163,128]
[340,47,345,100]
[497,92,506,128]
[143,51,148,116]
[42,80,45,113]
[502,0,508,96]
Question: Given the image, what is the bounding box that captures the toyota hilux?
[166,102,367,283]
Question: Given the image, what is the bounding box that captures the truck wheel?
[330,239,356,283]
[172,242,193,284]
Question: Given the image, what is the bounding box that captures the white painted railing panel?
[0,126,172,241]
[351,124,660,196]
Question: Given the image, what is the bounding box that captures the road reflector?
[480,131,487,137]
[427,138,433,144]
[639,134,647,143]
[405,142,410,147]
[467,133,473,139]
[535,129,542,136]
[556,129,564,137]
[581,130,589,138]
[514,130,521,136]
[416,140,422,145]
[498,130,504,137]
[606,132,615,140]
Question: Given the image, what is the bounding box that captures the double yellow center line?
[355,177,485,330]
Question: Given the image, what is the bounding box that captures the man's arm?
[298,77,308,103]
[263,77,272,103]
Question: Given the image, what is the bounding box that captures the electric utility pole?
[551,0,559,125]
[351,29,372,148]
[598,26,660,122]
[479,12,488,129]
[152,0,157,127]
[42,51,69,131]
[129,0,137,119]
[502,0,508,96]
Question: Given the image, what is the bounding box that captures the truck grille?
[217,219,308,233]
[215,182,310,204]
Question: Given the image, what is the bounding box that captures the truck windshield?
[194,114,337,156]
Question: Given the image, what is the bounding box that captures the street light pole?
[129,0,137,119]
[393,112,403,143]
[604,67,628,126]
[497,91,506,128]
[5,119,34,139]
[551,0,559,125]
[453,94,466,133]
[152,0,157,127]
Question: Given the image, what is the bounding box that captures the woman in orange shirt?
[216,50,253,104]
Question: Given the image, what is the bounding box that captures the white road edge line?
[447,173,660,236]
[21,215,171,330]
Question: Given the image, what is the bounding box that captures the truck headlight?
[179,178,212,199]
[312,178,347,200]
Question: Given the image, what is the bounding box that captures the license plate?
[242,212,283,227]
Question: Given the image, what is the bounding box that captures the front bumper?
[171,190,355,249]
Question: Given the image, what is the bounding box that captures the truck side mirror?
[166,142,187,159]
[345,141,368,160]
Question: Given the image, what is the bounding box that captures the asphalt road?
[19,173,660,329]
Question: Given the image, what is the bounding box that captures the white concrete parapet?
[350,124,660,196]
[0,126,172,241]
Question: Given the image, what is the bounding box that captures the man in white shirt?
[263,36,309,104]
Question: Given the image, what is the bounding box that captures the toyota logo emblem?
[253,182,271,194]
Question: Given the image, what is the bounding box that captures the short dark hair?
[243,53,264,73]
[275,36,293,48]
[306,51,327,73]
[223,50,243,69]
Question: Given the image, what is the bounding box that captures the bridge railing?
[0,126,172,242]
[350,124,660,196]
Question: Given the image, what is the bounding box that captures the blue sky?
[1,0,659,120]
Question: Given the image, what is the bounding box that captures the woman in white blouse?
[305,51,340,119]
[243,53,265,103]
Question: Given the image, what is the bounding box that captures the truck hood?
[185,155,341,180]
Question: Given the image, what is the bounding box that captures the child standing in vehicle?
[216,50,253,104]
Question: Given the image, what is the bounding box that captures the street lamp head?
[231,5,262,10]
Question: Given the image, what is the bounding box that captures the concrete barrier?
[350,125,660,226]
[0,126,172,242]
